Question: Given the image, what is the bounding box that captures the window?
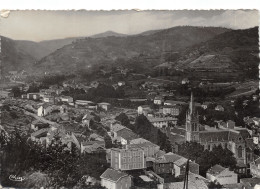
[123,158,126,163]
[238,146,243,158]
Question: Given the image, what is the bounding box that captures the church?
[185,93,251,165]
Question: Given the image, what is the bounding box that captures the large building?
[110,147,146,171]
[185,93,250,164]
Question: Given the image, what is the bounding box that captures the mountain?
[35,26,230,74]
[174,27,259,75]
[14,40,50,60]
[90,31,127,38]
[0,36,36,73]
[38,37,83,58]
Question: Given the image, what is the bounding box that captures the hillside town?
[0,9,260,189]
[0,68,260,189]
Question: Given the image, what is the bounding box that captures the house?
[60,96,73,103]
[152,152,199,176]
[162,105,180,116]
[89,133,104,141]
[126,141,160,158]
[110,123,128,138]
[164,100,187,106]
[31,120,49,131]
[201,102,212,110]
[0,91,14,98]
[98,102,111,111]
[250,157,260,178]
[137,105,152,116]
[148,117,177,128]
[118,81,125,86]
[82,114,95,127]
[154,96,164,105]
[37,104,53,117]
[81,140,106,153]
[100,168,132,189]
[110,147,146,170]
[206,164,238,185]
[43,96,55,103]
[21,94,27,99]
[215,105,224,111]
[116,128,139,145]
[27,93,40,100]
[181,78,190,85]
[218,120,236,129]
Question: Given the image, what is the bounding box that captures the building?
[126,141,160,158]
[154,96,164,105]
[116,128,139,145]
[137,105,153,116]
[181,78,190,85]
[206,164,238,185]
[0,91,14,98]
[250,157,260,178]
[43,96,55,103]
[118,81,126,86]
[27,93,40,100]
[98,102,111,111]
[82,113,95,127]
[148,117,177,128]
[162,105,180,116]
[185,92,250,164]
[201,102,212,110]
[164,100,187,106]
[37,104,53,117]
[215,105,224,111]
[110,147,146,171]
[152,152,199,176]
[100,168,132,189]
[60,96,73,103]
[31,120,49,131]
[81,140,105,154]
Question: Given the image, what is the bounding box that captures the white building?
[60,96,73,103]
[148,117,177,128]
[37,104,53,117]
[100,168,131,189]
[98,102,111,111]
[206,164,238,185]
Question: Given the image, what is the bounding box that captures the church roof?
[199,130,229,142]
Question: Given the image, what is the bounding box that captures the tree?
[104,135,113,148]
[115,113,130,126]
[12,86,22,97]
[208,180,223,189]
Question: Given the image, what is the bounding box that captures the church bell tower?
[185,92,199,142]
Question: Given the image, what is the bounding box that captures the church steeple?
[185,91,199,142]
[189,92,194,115]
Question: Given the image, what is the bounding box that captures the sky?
[0,10,258,41]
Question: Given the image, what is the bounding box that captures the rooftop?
[207,164,226,176]
[100,168,129,182]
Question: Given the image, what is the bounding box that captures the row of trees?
[177,142,237,176]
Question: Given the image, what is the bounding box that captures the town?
[0,64,259,189]
[0,9,259,189]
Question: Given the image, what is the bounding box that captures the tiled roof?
[82,140,105,146]
[117,128,139,141]
[100,168,129,182]
[174,157,188,167]
[111,124,127,133]
[148,117,177,123]
[199,130,229,142]
[130,138,151,144]
[207,164,226,176]
[163,152,183,163]
[164,100,187,105]
[31,128,50,138]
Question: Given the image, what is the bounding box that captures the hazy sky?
[0,10,258,41]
